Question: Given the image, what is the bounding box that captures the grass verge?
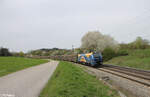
[0,57,49,77]
[39,61,120,97]
[105,49,150,70]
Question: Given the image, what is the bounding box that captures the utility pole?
[72,45,74,50]
[72,45,74,53]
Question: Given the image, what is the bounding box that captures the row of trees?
[28,48,75,56]
[81,31,150,52]
[80,31,150,61]
[120,37,150,50]
[1,31,149,61]
[0,47,25,57]
[28,31,149,60]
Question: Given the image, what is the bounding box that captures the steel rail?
[102,67,150,80]
[97,68,150,87]
[103,64,150,74]
[73,62,150,86]
[97,64,150,86]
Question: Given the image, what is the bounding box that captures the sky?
[0,0,150,52]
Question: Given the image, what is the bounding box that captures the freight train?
[50,52,103,67]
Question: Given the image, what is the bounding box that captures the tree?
[0,47,11,56]
[81,31,119,52]
[19,51,24,57]
[130,37,149,49]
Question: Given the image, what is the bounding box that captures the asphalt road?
[0,61,59,97]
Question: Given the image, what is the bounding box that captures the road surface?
[0,61,59,97]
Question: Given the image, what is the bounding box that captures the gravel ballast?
[78,64,150,97]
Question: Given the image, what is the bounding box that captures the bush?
[102,47,117,61]
[102,47,128,62]
[117,49,128,56]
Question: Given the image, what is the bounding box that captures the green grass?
[0,57,49,77]
[39,61,120,97]
[105,49,150,70]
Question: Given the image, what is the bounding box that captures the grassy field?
[0,57,49,77]
[105,49,150,70]
[39,61,120,97]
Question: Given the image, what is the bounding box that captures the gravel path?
[0,61,59,97]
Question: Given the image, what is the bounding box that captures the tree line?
[1,31,150,61]
[0,47,25,57]
[80,31,150,61]
[28,31,150,59]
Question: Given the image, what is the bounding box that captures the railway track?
[98,64,150,87]
[72,61,150,87]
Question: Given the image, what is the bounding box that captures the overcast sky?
[0,0,150,52]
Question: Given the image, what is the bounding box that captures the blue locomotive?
[77,52,103,67]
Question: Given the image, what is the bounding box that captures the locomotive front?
[77,52,103,67]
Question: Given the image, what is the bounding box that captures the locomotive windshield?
[93,53,100,58]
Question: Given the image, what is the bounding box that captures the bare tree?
[81,31,118,52]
